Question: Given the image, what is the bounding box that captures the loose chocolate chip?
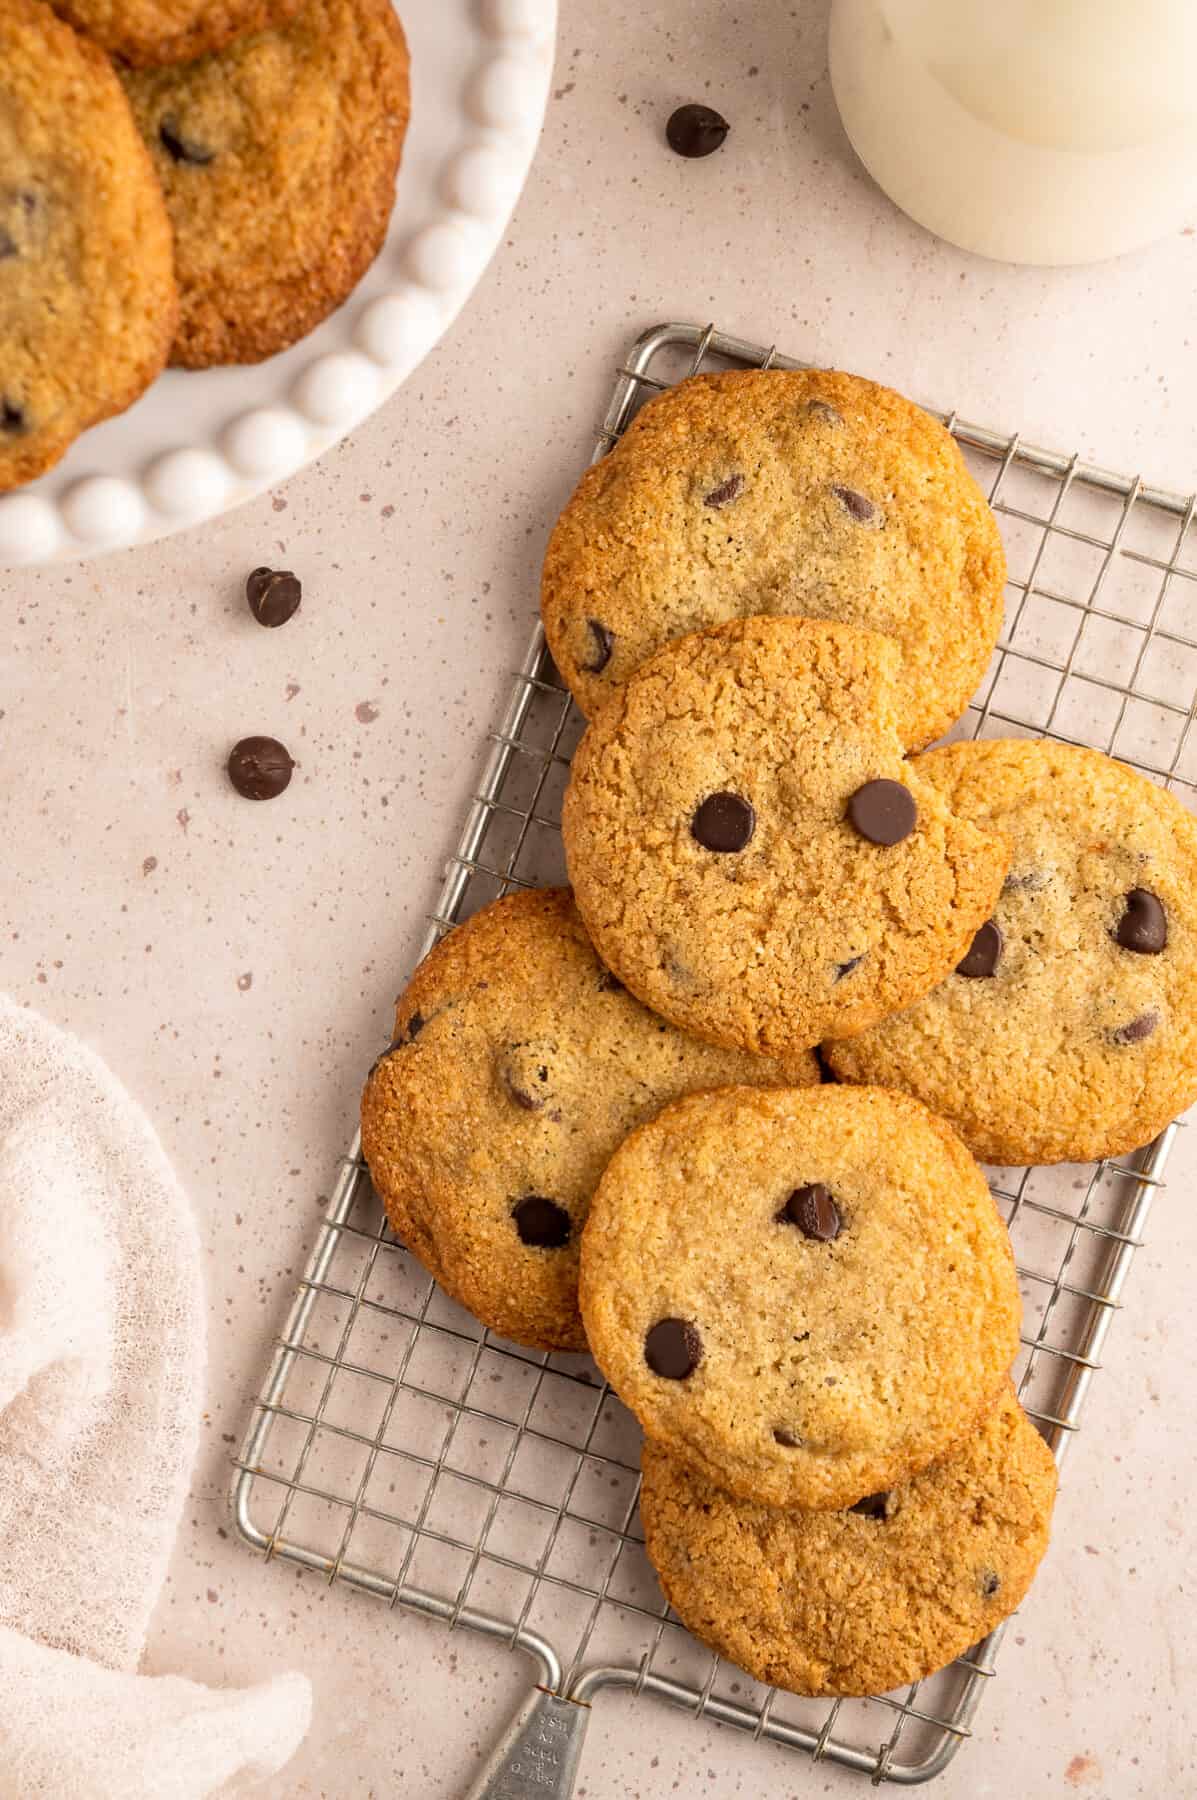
[512,1195,571,1248]
[834,955,863,981]
[691,791,755,852]
[665,103,730,158]
[831,485,877,524]
[773,1427,801,1448]
[1112,1010,1159,1046]
[1115,887,1167,955]
[597,967,625,993]
[0,229,15,261]
[159,118,216,165]
[779,1183,841,1241]
[581,618,614,674]
[406,1009,426,1040]
[956,919,1003,979]
[704,473,744,508]
[807,400,843,427]
[850,1492,892,1520]
[227,735,294,800]
[246,566,302,627]
[645,1317,702,1379]
[847,779,916,846]
[978,1568,1001,1597]
[1,398,27,435]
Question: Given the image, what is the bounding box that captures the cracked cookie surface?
[123,0,409,367]
[360,889,818,1352]
[562,616,1009,1058]
[0,0,177,491]
[542,368,1006,749]
[825,738,1197,1164]
[580,1084,1021,1508]
[640,1389,1056,1697]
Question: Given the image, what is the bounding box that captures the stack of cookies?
[362,366,1197,1697]
[0,0,410,490]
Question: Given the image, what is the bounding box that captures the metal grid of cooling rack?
[233,322,1196,1795]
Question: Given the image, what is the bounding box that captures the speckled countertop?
[4,3,1196,1796]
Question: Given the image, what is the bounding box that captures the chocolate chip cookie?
[825,738,1197,1164]
[122,0,410,367]
[561,616,1009,1058]
[579,1084,1021,1508]
[541,368,1006,749]
[51,0,301,69]
[0,0,178,492]
[360,890,819,1352]
[640,1389,1056,1697]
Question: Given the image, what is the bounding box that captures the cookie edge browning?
[541,367,1007,749]
[578,1083,1021,1509]
[825,738,1197,1164]
[51,0,304,68]
[160,0,411,367]
[361,888,821,1353]
[638,1390,1058,1698]
[562,614,1011,1058]
[361,889,593,1353]
[1,0,179,490]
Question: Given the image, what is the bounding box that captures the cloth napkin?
[0,995,312,1797]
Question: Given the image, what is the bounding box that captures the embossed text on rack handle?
[461,1687,590,1800]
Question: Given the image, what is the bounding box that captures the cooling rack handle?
[461,1685,590,1800]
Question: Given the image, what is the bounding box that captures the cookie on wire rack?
[0,0,178,493]
[562,615,1010,1059]
[579,1083,1021,1509]
[541,366,1007,750]
[639,1388,1057,1698]
[360,889,819,1353]
[825,737,1197,1165]
[122,0,410,367]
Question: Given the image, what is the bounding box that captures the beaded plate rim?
[0,0,557,566]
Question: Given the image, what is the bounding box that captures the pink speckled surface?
[3,2,1197,1795]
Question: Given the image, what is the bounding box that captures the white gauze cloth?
[0,995,312,1796]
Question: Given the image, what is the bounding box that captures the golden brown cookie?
[122,0,410,367]
[360,890,819,1352]
[0,0,178,492]
[825,738,1197,1164]
[561,616,1009,1058]
[541,368,1006,749]
[50,0,301,70]
[640,1390,1057,1698]
[579,1084,1021,1508]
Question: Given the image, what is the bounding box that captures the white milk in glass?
[829,0,1197,264]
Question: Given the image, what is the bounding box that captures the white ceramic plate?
[0,0,557,566]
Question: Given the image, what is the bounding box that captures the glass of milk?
[828,0,1197,264]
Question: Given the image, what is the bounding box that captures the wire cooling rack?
[233,323,1196,1795]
